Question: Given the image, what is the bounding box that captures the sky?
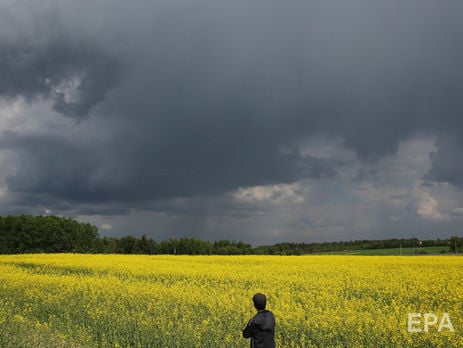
[1,0,463,245]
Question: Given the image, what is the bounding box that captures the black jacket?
[242,310,276,348]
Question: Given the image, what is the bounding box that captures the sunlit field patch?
[0,254,462,347]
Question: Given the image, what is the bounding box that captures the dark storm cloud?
[1,0,463,214]
[0,41,118,119]
[1,126,336,206]
[0,131,103,200]
[0,0,119,120]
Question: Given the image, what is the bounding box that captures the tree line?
[0,215,462,255]
[0,215,98,254]
[254,238,462,255]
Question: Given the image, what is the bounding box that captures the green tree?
[450,236,463,253]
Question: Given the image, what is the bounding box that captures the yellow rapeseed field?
[0,254,461,347]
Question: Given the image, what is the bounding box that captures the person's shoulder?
[264,310,275,319]
[254,310,274,321]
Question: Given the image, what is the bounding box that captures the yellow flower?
[0,254,462,347]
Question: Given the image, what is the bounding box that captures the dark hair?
[253,293,267,310]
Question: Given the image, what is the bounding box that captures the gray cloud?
[426,135,463,186]
[1,131,101,200]
[0,41,118,119]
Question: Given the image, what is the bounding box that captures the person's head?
[252,293,267,310]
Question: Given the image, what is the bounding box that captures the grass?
[317,245,452,256]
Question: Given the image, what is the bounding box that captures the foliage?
[253,238,454,255]
[449,236,463,253]
[0,215,460,255]
[0,215,98,254]
[319,246,450,256]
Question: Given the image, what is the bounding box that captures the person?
[242,293,276,348]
